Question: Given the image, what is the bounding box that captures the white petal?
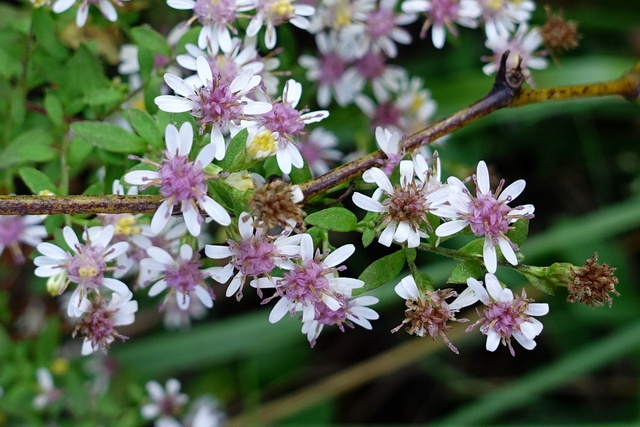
[124,170,160,186]
[485,329,501,352]
[205,244,233,260]
[324,244,355,267]
[182,202,202,236]
[102,278,130,294]
[195,285,213,308]
[395,275,419,300]
[52,0,75,13]
[498,237,518,266]
[364,167,393,194]
[435,220,468,237]
[352,193,384,213]
[499,179,526,202]
[196,56,213,84]
[483,238,497,273]
[378,222,396,247]
[150,200,173,235]
[37,242,67,260]
[154,95,194,113]
[200,197,231,226]
[148,279,168,297]
[195,144,216,168]
[484,273,503,301]
[164,74,195,98]
[178,122,194,156]
[525,303,549,317]
[476,161,490,194]
[63,226,80,251]
[269,297,290,323]
[176,292,191,310]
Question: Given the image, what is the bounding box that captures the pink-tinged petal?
[498,237,518,266]
[499,179,525,202]
[378,222,397,247]
[485,329,501,352]
[300,110,329,124]
[176,291,191,310]
[195,144,216,168]
[177,122,194,156]
[154,95,194,113]
[150,200,173,235]
[196,56,213,84]
[105,241,129,261]
[148,279,168,297]
[164,73,195,98]
[269,297,290,323]
[352,193,384,213]
[324,244,355,267]
[284,79,302,107]
[476,161,490,194]
[148,246,174,265]
[200,196,231,226]
[53,0,75,13]
[483,238,497,273]
[182,202,202,236]
[195,285,213,308]
[395,275,420,300]
[435,220,468,237]
[62,226,80,251]
[37,242,67,260]
[75,4,89,27]
[465,277,489,304]
[167,0,195,10]
[205,244,233,260]
[124,170,160,186]
[525,303,549,317]
[97,0,117,21]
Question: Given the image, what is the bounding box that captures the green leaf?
[130,25,172,57]
[305,207,357,232]
[507,218,529,247]
[83,87,125,106]
[220,128,248,171]
[126,108,163,148]
[0,129,57,168]
[64,45,109,97]
[289,161,312,184]
[522,273,556,295]
[362,228,375,248]
[19,167,57,194]
[412,269,434,292]
[459,238,484,256]
[71,121,146,154]
[447,260,484,284]
[31,7,68,60]
[44,92,64,127]
[356,250,406,295]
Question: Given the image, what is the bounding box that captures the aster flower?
[33,225,130,316]
[298,127,343,176]
[257,79,329,174]
[342,0,416,58]
[33,368,62,409]
[435,160,535,273]
[299,31,355,107]
[141,378,189,426]
[466,273,549,356]
[343,52,407,101]
[352,159,453,248]
[482,23,548,81]
[206,212,302,300]
[402,0,481,49]
[392,274,477,353]
[307,0,375,33]
[72,290,138,355]
[0,215,47,264]
[142,243,216,311]
[301,293,379,347]
[247,0,315,49]
[477,0,535,39]
[124,122,231,237]
[254,234,367,328]
[166,0,255,51]
[154,56,272,156]
[52,0,129,27]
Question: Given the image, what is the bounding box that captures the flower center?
[158,154,207,202]
[164,256,205,294]
[430,0,460,24]
[270,0,295,17]
[279,259,331,303]
[262,103,305,136]
[230,237,278,277]
[247,129,279,159]
[385,183,428,225]
[318,53,346,85]
[366,8,395,39]
[67,245,107,288]
[374,102,402,129]
[190,77,245,129]
[483,297,529,338]
[0,216,25,245]
[466,193,512,237]
[193,0,237,25]
[355,53,386,81]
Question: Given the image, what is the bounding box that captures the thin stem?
[0,195,161,215]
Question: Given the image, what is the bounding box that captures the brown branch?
[0,195,162,215]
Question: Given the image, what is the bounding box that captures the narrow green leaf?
[31,7,68,60]
[131,25,172,57]
[362,228,375,248]
[126,108,162,148]
[19,167,57,194]
[71,121,146,154]
[522,273,555,295]
[83,87,125,106]
[44,92,64,127]
[305,207,358,232]
[508,218,529,247]
[356,250,406,295]
[447,260,484,284]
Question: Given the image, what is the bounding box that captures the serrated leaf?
[19,167,57,194]
[71,121,146,154]
[126,108,162,148]
[220,128,248,171]
[305,207,357,232]
[356,250,406,295]
[522,273,555,295]
[131,25,172,57]
[447,260,484,284]
[507,218,529,247]
[0,129,57,168]
[362,228,375,248]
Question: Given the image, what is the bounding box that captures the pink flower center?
[190,78,245,129]
[262,103,305,136]
[230,237,278,277]
[67,245,107,288]
[318,53,346,85]
[164,255,206,294]
[481,297,529,339]
[0,216,25,245]
[355,53,386,81]
[373,102,402,129]
[158,154,207,203]
[194,0,238,25]
[466,193,512,238]
[279,258,331,304]
[366,8,395,39]
[430,0,460,24]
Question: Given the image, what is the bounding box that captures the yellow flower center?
[115,215,142,236]
[247,130,278,159]
[487,0,504,11]
[333,2,352,29]
[78,266,98,277]
[51,358,70,375]
[270,0,295,16]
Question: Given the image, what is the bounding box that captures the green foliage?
[0,129,57,168]
[126,108,163,149]
[356,249,406,295]
[19,167,58,194]
[71,121,147,154]
[130,25,172,57]
[447,260,485,284]
[219,128,249,171]
[305,207,358,232]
